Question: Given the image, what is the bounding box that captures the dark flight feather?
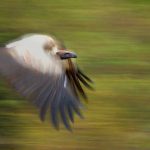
[66,59,93,101]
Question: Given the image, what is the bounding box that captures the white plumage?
[6,34,62,74]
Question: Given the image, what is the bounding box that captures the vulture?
[0,34,93,130]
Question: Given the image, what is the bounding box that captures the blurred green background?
[0,0,150,150]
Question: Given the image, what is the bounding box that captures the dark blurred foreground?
[0,0,150,150]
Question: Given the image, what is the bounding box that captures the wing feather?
[66,59,93,101]
[0,47,86,130]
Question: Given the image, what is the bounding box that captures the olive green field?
[0,0,150,150]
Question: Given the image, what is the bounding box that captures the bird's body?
[0,34,92,130]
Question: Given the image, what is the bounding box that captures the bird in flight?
[0,34,93,130]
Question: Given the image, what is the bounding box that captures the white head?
[6,34,77,60]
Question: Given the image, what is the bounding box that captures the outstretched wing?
[0,47,83,130]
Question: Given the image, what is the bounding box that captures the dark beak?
[56,51,77,60]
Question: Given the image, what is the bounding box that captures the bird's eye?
[44,44,52,51]
[44,42,55,52]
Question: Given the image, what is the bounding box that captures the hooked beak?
[56,50,77,60]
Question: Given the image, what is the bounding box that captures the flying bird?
[0,34,93,130]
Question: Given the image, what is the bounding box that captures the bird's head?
[6,34,77,61]
[44,37,77,60]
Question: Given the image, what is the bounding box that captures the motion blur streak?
[0,0,150,150]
